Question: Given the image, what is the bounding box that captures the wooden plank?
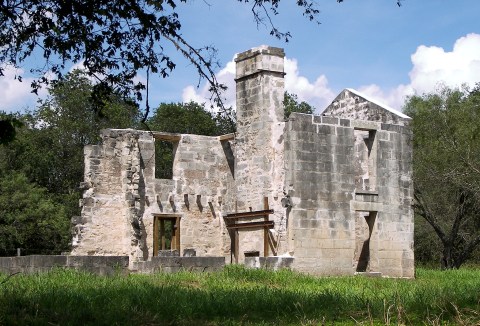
[263,197,269,257]
[224,209,274,219]
[160,219,165,250]
[227,221,274,230]
[152,132,181,141]
[218,133,235,141]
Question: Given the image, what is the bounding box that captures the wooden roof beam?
[152,132,182,141]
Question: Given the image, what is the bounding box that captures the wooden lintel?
[218,133,235,141]
[224,209,274,219]
[226,221,274,230]
[152,132,181,142]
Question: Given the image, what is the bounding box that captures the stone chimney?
[234,46,286,211]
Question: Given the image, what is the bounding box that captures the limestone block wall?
[375,123,414,277]
[285,113,355,275]
[323,89,410,126]
[285,113,414,277]
[72,129,145,260]
[233,46,288,260]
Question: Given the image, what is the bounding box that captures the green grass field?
[1,266,479,325]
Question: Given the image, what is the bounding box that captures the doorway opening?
[354,211,377,272]
[153,214,181,256]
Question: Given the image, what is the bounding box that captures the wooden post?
[153,217,159,256]
[234,200,239,263]
[264,197,269,257]
[175,217,181,251]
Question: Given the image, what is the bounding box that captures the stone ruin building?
[71,46,414,278]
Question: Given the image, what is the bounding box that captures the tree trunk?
[441,244,455,269]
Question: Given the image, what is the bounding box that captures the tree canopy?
[283,91,315,119]
[0,172,70,255]
[404,85,480,268]
[1,71,140,197]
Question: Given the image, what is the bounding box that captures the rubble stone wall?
[72,130,145,260]
[154,134,235,259]
[72,129,235,263]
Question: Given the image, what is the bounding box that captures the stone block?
[244,257,294,270]
[321,116,339,125]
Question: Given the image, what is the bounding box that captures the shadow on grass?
[1,267,479,325]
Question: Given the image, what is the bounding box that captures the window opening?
[155,140,175,179]
[353,129,376,191]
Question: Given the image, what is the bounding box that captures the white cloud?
[0,65,45,113]
[284,58,335,112]
[360,33,480,110]
[182,57,335,113]
[182,59,236,110]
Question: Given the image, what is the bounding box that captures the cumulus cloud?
[360,33,480,110]
[284,58,335,112]
[182,57,335,113]
[182,33,480,113]
[0,65,47,113]
[182,59,237,110]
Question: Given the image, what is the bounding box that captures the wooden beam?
[226,221,274,230]
[218,133,235,141]
[152,132,181,142]
[174,217,181,251]
[224,209,274,219]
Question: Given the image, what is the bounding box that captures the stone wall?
[233,46,289,261]
[72,130,146,261]
[285,113,414,277]
[0,256,226,275]
[322,88,410,126]
[72,129,235,263]
[133,256,225,273]
[144,134,235,259]
[0,256,129,275]
[285,113,355,275]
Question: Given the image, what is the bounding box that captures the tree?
[0,172,70,255]
[0,0,401,139]
[283,91,315,119]
[404,85,480,268]
[0,70,141,217]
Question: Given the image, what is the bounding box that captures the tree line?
[1,70,479,268]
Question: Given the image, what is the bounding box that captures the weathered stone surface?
[132,257,225,273]
[245,256,294,270]
[0,255,128,275]
[71,46,414,278]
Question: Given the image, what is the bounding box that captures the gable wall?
[285,113,414,277]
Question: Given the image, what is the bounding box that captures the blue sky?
[2,0,480,113]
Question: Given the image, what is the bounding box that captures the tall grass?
[1,266,479,325]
